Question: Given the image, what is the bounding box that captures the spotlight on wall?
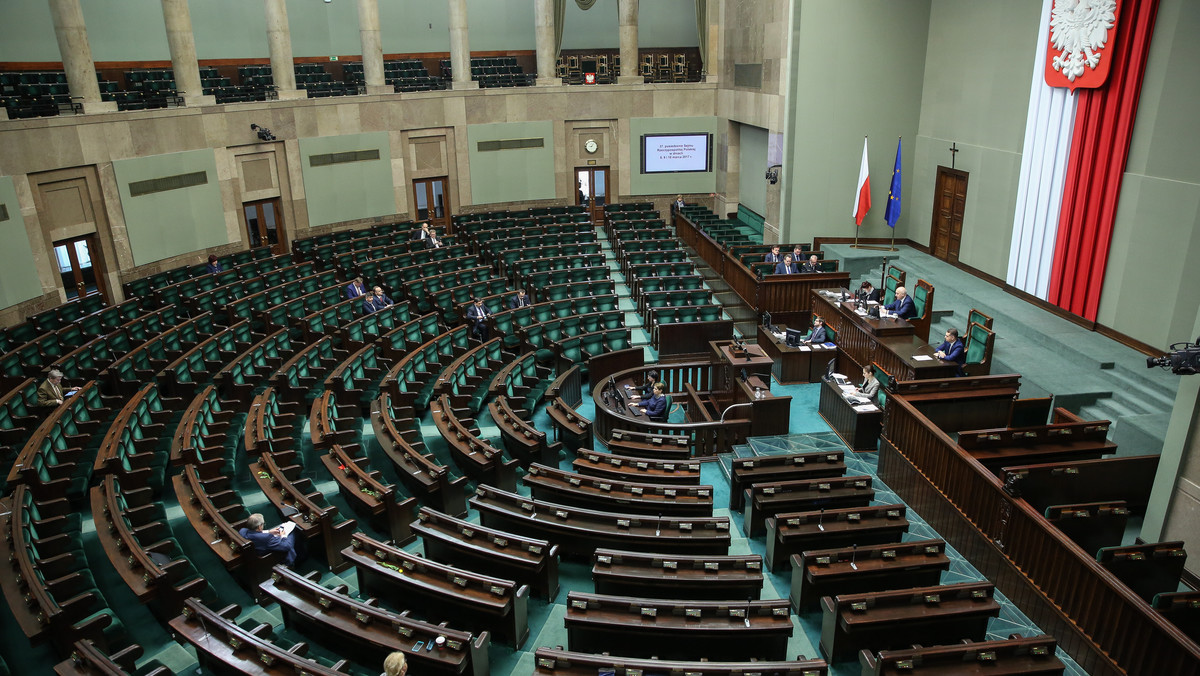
[765,165,782,185]
[250,124,276,142]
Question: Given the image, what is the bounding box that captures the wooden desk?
[860,633,1064,675]
[818,378,882,451]
[592,548,764,601]
[811,291,957,381]
[756,324,837,384]
[565,591,793,661]
[790,539,950,611]
[729,450,847,510]
[712,339,774,381]
[820,581,1000,662]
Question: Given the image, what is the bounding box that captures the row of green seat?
[324,342,386,414]
[488,294,620,350]
[487,350,553,416]
[7,380,114,501]
[339,241,466,280]
[555,328,633,375]
[1,484,129,652]
[170,385,239,479]
[632,274,706,306]
[617,237,678,257]
[189,270,338,320]
[453,216,592,238]
[474,227,596,253]
[604,202,653,213]
[437,337,506,413]
[92,382,175,488]
[402,265,497,313]
[98,312,217,397]
[622,249,690,274]
[215,327,296,403]
[367,251,478,296]
[519,310,624,363]
[506,251,606,281]
[159,321,256,399]
[290,218,416,257]
[382,325,471,412]
[122,248,274,299]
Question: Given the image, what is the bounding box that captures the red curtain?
[1047,0,1160,321]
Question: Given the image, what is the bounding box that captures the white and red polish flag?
[853,137,871,226]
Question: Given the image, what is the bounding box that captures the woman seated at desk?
[639,382,668,422]
[857,366,880,398]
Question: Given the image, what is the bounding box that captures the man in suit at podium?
[774,254,797,275]
[884,286,916,319]
[509,289,532,309]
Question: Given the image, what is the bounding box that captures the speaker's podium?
[695,340,791,437]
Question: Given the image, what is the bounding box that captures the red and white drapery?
[1007,0,1159,322]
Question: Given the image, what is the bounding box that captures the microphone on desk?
[849,544,858,570]
[816,508,825,532]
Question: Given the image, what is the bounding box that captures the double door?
[53,235,107,302]
[575,167,609,222]
[413,177,450,233]
[244,199,284,255]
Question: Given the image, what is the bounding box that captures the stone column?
[48,0,116,113]
[534,0,560,86]
[264,0,304,100]
[161,0,214,106]
[618,0,641,84]
[705,0,721,83]
[448,0,477,90]
[357,0,389,94]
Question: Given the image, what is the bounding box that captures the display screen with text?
[641,133,711,173]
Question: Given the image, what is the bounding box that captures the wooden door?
[930,167,968,262]
[243,198,285,255]
[413,177,450,234]
[576,167,609,223]
[52,234,108,302]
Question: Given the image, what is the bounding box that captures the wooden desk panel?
[811,292,957,381]
[818,378,882,451]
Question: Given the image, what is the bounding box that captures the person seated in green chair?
[803,317,828,345]
[856,365,880,398]
[639,382,668,422]
[934,327,966,376]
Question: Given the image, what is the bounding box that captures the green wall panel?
[782,0,930,244]
[562,0,698,50]
[112,150,227,267]
[299,133,395,228]
[466,0,534,51]
[0,1,56,62]
[738,123,768,218]
[1096,0,1200,347]
[628,116,718,196]
[467,122,556,205]
[0,176,43,310]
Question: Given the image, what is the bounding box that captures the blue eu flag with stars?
[884,138,902,228]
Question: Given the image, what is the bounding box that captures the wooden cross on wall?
[949,142,959,169]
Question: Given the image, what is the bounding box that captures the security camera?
[250,123,276,142]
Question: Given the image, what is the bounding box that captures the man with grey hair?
[36,369,73,408]
[238,512,299,566]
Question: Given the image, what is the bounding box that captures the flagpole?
[856,135,900,251]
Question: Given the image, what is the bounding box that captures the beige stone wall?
[716,0,791,239]
[0,82,719,322]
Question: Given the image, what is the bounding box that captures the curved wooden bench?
[592,547,763,601]
[522,463,713,516]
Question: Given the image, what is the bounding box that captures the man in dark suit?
[413,222,431,242]
[800,254,822,273]
[934,327,966,375]
[466,297,491,340]
[426,229,443,249]
[792,245,806,263]
[346,277,366,300]
[763,245,782,264]
[371,286,394,308]
[884,286,917,319]
[859,281,882,303]
[239,513,299,567]
[774,254,797,275]
[803,317,828,344]
[509,289,532,309]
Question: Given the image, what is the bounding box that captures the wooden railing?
[673,212,849,318]
[879,393,1200,676]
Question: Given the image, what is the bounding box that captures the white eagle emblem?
[1049,0,1118,81]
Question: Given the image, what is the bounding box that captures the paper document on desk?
[275,521,296,537]
[798,345,811,352]
[854,404,879,412]
[912,355,934,361]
